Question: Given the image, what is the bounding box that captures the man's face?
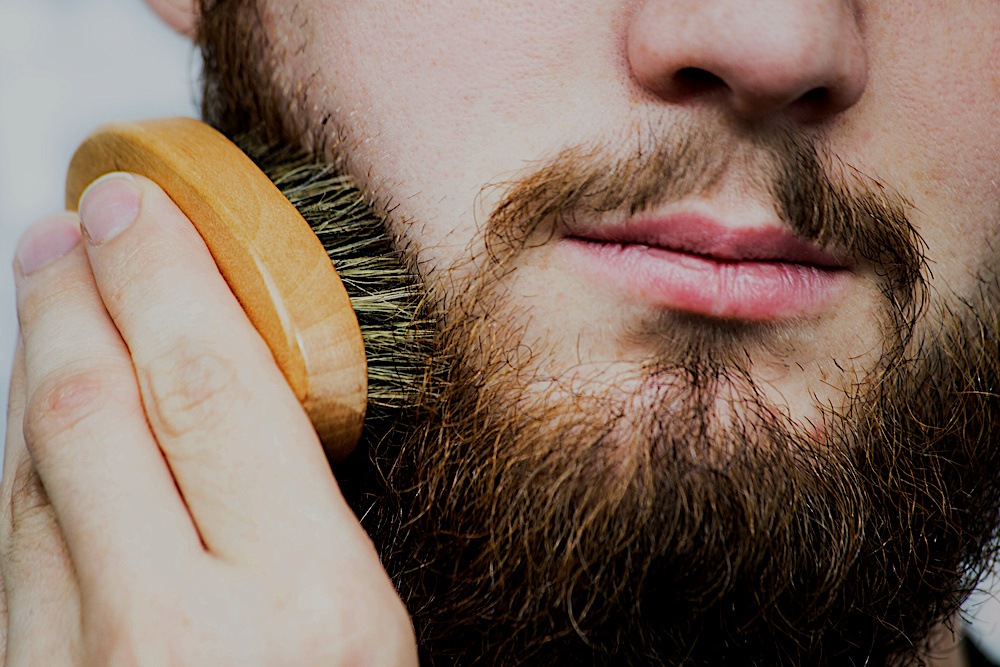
[206,1,1000,663]
[265,0,998,432]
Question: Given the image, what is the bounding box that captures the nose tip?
[627,2,869,122]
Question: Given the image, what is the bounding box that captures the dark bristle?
[232,133,439,424]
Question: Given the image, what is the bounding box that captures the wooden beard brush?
[66,118,432,461]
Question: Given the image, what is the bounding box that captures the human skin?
[260,0,998,434]
[1,1,997,666]
[2,178,418,665]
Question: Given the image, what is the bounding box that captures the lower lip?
[564,239,849,321]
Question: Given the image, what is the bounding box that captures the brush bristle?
[233,134,438,423]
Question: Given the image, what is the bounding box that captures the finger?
[77,174,368,564]
[0,342,81,665]
[14,214,201,595]
[0,344,21,666]
[0,568,6,667]
[1,341,28,555]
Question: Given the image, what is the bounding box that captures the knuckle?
[84,597,174,667]
[23,368,120,453]
[333,604,415,667]
[86,624,145,667]
[142,340,248,438]
[298,583,415,667]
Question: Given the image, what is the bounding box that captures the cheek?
[898,71,999,289]
[910,64,999,294]
[301,1,625,257]
[849,4,1000,294]
[900,66,998,212]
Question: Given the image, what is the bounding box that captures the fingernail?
[15,214,84,276]
[79,172,141,245]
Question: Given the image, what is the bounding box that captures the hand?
[1,173,418,666]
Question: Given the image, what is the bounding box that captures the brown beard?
[198,2,1000,664]
[350,132,1000,666]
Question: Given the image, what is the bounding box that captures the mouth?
[562,214,852,321]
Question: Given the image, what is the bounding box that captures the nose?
[626,0,868,122]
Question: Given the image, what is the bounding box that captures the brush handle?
[66,118,367,461]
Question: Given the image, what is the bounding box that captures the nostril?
[791,87,838,121]
[672,67,728,97]
[798,87,832,108]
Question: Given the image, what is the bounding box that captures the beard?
[233,122,1000,666]
[197,4,1000,664]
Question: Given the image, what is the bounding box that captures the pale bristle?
[234,135,438,420]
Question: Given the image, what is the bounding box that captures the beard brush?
[65,117,431,461]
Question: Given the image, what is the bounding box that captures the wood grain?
[66,118,367,460]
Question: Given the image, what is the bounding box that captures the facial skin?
[222,0,997,470]
[187,0,1000,664]
[267,0,997,407]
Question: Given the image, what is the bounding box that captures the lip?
[563,214,851,321]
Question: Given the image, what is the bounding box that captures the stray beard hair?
[200,2,1000,664]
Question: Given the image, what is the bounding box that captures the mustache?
[484,121,928,318]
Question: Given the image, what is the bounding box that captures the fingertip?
[14,214,83,278]
[78,173,142,246]
[79,172,199,248]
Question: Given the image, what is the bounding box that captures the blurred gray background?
[1,0,998,659]
[0,0,196,400]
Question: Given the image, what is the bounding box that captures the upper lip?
[566,214,850,268]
